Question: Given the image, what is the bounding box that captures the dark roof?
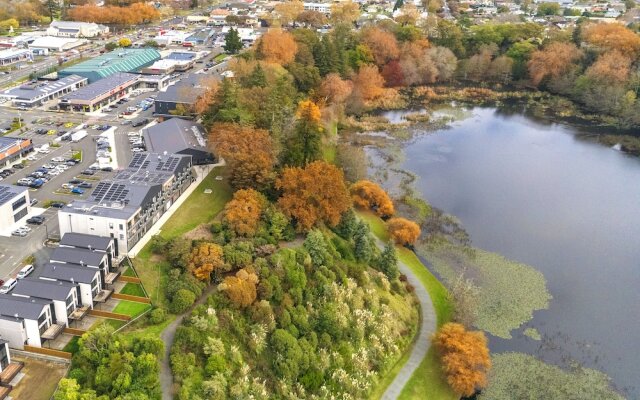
[155,74,211,104]
[59,233,112,252]
[0,294,50,321]
[50,247,107,267]
[0,184,27,207]
[38,263,99,284]
[142,119,210,155]
[0,339,7,346]
[12,278,76,302]
[61,73,138,102]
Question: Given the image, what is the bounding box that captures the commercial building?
[0,48,31,66]
[0,138,33,168]
[153,30,193,47]
[0,184,31,228]
[58,152,194,255]
[28,36,87,53]
[142,118,214,165]
[303,2,333,13]
[47,21,109,38]
[59,48,161,83]
[11,279,80,328]
[0,294,55,349]
[154,73,213,118]
[59,73,139,112]
[141,59,193,75]
[2,75,88,108]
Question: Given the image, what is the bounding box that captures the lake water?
[398,107,640,397]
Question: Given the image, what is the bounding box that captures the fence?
[23,346,72,360]
[88,309,131,321]
[112,293,151,303]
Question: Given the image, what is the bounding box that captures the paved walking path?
[160,285,217,400]
[380,241,437,400]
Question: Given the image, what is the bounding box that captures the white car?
[18,226,31,233]
[48,169,60,176]
[0,278,17,294]
[62,183,74,189]
[127,132,140,137]
[131,148,144,153]
[129,137,141,143]
[26,155,38,161]
[42,163,55,169]
[51,156,66,163]
[56,164,69,171]
[37,148,50,154]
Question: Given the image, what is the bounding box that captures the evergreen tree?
[202,79,253,127]
[45,0,61,21]
[393,0,404,11]
[224,28,243,54]
[314,36,339,76]
[378,242,399,280]
[353,222,375,263]
[246,63,267,88]
[285,101,322,166]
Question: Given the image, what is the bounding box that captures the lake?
[397,107,640,397]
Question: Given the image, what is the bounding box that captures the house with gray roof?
[11,278,79,327]
[0,294,55,349]
[142,118,215,165]
[38,263,105,308]
[58,152,194,255]
[59,233,117,268]
[154,73,214,118]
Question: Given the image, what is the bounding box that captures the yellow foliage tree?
[296,100,322,124]
[118,37,132,48]
[257,29,298,65]
[223,189,265,237]
[187,242,225,282]
[433,323,491,397]
[387,217,421,246]
[350,180,395,217]
[219,268,259,308]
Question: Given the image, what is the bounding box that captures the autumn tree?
[118,37,132,48]
[223,189,265,237]
[582,22,640,59]
[351,64,385,101]
[296,10,327,28]
[276,161,352,231]
[318,73,353,104]
[433,323,491,397]
[585,50,633,83]
[285,100,323,166]
[187,243,225,282]
[350,180,395,218]
[330,1,360,25]
[274,0,303,26]
[528,42,583,86]
[387,217,421,246]
[193,77,220,115]
[209,123,276,190]
[361,27,400,67]
[219,268,259,308]
[257,29,298,65]
[382,60,405,87]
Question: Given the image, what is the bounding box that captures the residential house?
[0,294,55,349]
[11,279,79,328]
[38,263,106,308]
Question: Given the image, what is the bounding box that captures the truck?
[71,130,88,142]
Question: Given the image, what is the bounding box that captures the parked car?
[71,187,84,194]
[50,202,66,208]
[100,167,113,172]
[26,216,44,225]
[131,148,144,153]
[42,163,55,169]
[11,229,27,237]
[17,178,33,186]
[81,169,95,175]
[79,182,93,188]
[132,118,148,127]
[13,164,24,170]
[62,183,74,189]
[69,179,83,184]
[51,156,66,163]
[17,264,35,280]
[30,198,38,206]
[0,278,17,293]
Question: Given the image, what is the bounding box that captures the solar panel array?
[91,182,129,203]
[0,185,18,206]
[156,156,180,172]
[129,153,150,169]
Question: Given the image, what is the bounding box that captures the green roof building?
[59,48,161,83]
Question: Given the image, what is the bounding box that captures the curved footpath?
[380,242,437,400]
[160,285,217,400]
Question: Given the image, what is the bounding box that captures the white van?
[0,278,17,294]
[17,264,34,279]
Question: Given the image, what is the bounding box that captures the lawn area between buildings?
[120,282,146,297]
[358,211,456,400]
[132,166,232,307]
[112,300,151,318]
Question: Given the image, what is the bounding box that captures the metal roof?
[38,263,99,284]
[0,294,50,321]
[155,73,211,104]
[143,118,210,156]
[50,247,107,267]
[0,184,27,207]
[3,75,87,102]
[60,48,160,83]
[59,233,113,251]
[12,278,76,302]
[61,72,137,102]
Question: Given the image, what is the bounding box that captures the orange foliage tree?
[350,180,395,217]
[219,268,259,308]
[209,123,276,190]
[67,3,159,24]
[433,323,491,397]
[527,42,583,86]
[330,1,360,24]
[387,217,421,246]
[276,161,352,231]
[318,73,353,105]
[582,23,640,59]
[352,64,385,101]
[257,29,298,65]
[187,242,225,282]
[585,50,633,83]
[361,27,400,67]
[223,189,265,237]
[193,77,220,115]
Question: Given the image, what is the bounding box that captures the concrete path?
[160,285,217,400]
[380,242,437,400]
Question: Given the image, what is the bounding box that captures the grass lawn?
[132,167,232,306]
[214,53,227,62]
[122,266,136,277]
[112,300,151,318]
[62,336,80,354]
[120,282,146,297]
[359,211,456,400]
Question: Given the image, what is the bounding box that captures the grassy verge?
[112,300,151,318]
[120,282,146,297]
[359,210,456,400]
[132,167,231,306]
[62,336,80,354]
[214,53,227,63]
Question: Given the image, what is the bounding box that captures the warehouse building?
[28,36,87,53]
[59,48,161,83]
[0,184,31,228]
[0,48,31,66]
[47,21,109,38]
[58,152,194,255]
[2,75,88,108]
[142,118,214,165]
[59,73,139,112]
[0,137,33,168]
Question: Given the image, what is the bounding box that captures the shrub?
[170,289,197,314]
[149,307,168,324]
